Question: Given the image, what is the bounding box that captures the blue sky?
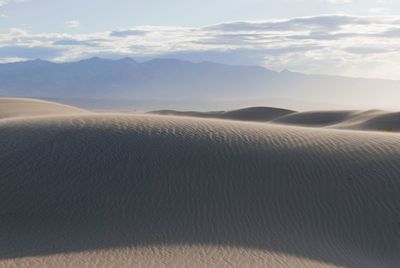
[2,0,400,32]
[1,0,400,79]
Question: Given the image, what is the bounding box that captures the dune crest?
[273,110,400,131]
[0,98,90,119]
[152,107,295,122]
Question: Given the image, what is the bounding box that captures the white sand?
[0,98,90,119]
[1,99,399,267]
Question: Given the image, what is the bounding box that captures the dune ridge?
[273,110,400,131]
[152,107,400,132]
[3,98,398,133]
[0,98,90,119]
[152,107,295,122]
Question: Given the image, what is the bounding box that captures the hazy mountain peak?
[142,58,192,66]
[0,58,399,110]
[119,57,137,63]
[79,57,108,63]
[28,59,53,65]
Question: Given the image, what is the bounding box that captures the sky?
[1,0,400,79]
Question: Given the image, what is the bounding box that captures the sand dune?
[0,99,399,267]
[272,110,355,127]
[0,98,90,119]
[152,106,295,122]
[152,107,400,132]
[272,110,400,131]
[337,111,400,132]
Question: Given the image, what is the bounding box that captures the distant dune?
[1,99,400,267]
[273,110,400,132]
[152,107,400,132]
[152,107,295,122]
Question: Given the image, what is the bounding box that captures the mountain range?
[0,58,399,110]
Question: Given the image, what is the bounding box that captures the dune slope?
[273,110,355,127]
[0,98,89,119]
[273,110,400,132]
[0,112,399,268]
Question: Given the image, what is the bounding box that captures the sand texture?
[0,99,399,267]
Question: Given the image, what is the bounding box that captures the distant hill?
[152,106,400,132]
[0,58,399,110]
[151,107,295,122]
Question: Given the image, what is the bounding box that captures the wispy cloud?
[0,0,30,7]
[326,0,352,3]
[110,29,148,37]
[0,0,10,7]
[0,45,62,59]
[65,20,80,28]
[1,14,400,79]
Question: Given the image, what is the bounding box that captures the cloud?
[368,7,390,14]
[53,39,99,47]
[381,28,400,37]
[343,46,394,54]
[110,30,147,37]
[1,14,400,79]
[326,0,352,3]
[0,0,9,7]
[0,46,62,59]
[65,20,80,28]
[0,0,29,7]
[205,15,373,32]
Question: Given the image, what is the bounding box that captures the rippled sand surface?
[1,99,399,267]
